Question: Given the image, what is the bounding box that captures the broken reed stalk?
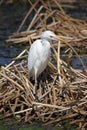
[57,40,63,86]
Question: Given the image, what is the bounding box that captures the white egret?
[28,30,59,93]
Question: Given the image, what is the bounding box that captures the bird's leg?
[33,69,38,95]
[33,75,39,100]
[34,76,37,94]
[33,68,40,101]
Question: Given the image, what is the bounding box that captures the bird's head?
[41,30,58,41]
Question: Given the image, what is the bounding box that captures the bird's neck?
[41,38,50,42]
[41,39,51,48]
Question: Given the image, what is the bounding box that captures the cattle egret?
[28,30,59,93]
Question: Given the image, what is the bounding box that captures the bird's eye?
[50,36,53,38]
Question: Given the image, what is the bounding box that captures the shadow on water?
[0,1,87,129]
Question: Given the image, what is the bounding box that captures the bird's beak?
[56,36,64,42]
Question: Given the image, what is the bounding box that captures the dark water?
[66,2,87,21]
[0,2,29,66]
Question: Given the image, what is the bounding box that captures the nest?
[0,0,87,128]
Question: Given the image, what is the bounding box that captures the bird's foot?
[33,88,39,101]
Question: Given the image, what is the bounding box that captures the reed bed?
[0,0,87,128]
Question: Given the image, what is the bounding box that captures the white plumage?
[28,30,57,88]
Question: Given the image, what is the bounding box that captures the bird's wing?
[28,39,41,72]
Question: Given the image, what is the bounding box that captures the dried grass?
[0,0,87,128]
